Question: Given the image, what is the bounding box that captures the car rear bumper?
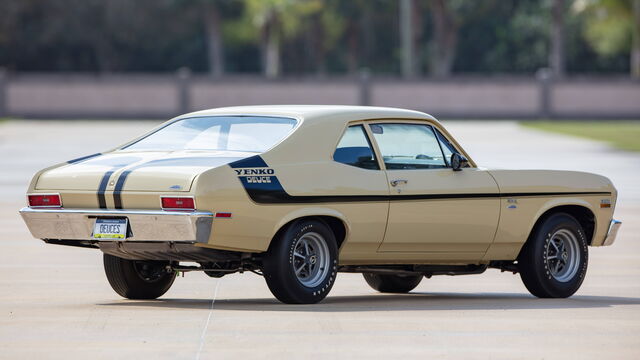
[19,207,213,243]
[602,219,622,246]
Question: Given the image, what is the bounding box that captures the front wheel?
[363,273,423,293]
[103,254,176,300]
[518,213,588,298]
[262,219,338,304]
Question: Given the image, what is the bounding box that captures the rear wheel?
[103,254,176,300]
[262,219,338,304]
[518,213,588,298]
[363,273,423,293]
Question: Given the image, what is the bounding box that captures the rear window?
[123,116,297,152]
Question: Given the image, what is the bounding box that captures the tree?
[550,0,566,77]
[577,0,636,77]
[330,0,368,74]
[400,0,416,78]
[202,1,225,77]
[426,1,497,77]
[244,0,323,78]
[0,0,633,76]
[429,0,458,77]
[633,0,640,77]
[305,1,344,76]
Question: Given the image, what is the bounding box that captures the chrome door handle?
[390,179,408,187]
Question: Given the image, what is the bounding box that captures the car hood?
[35,151,252,192]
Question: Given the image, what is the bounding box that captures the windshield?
[123,116,297,152]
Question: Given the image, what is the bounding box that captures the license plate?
[92,218,128,239]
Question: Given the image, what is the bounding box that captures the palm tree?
[578,0,639,78]
[202,1,225,77]
[550,0,566,77]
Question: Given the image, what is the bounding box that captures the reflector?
[28,194,61,207]
[161,197,195,210]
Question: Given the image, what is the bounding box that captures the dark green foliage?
[0,0,632,75]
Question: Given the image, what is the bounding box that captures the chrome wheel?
[292,232,330,288]
[546,229,581,282]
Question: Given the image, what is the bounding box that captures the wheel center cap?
[308,255,317,265]
[562,252,568,261]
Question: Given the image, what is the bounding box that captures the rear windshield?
[123,116,297,152]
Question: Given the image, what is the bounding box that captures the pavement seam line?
[195,278,221,360]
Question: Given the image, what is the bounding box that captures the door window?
[370,123,446,170]
[333,125,379,170]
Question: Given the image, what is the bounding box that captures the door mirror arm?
[451,153,469,171]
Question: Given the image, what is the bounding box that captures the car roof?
[179,105,436,124]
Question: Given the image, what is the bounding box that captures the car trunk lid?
[36,151,251,192]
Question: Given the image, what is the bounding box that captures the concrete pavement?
[0,120,638,359]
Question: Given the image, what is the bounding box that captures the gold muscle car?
[20,105,621,304]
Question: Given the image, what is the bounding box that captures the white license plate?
[92,218,128,239]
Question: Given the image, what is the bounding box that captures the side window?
[370,123,446,170]
[333,125,379,170]
[434,128,458,166]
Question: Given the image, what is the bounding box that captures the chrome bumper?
[19,207,213,243]
[602,219,622,246]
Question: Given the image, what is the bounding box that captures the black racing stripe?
[501,191,611,197]
[67,153,101,164]
[97,171,115,209]
[240,181,612,204]
[113,170,133,209]
[229,155,268,168]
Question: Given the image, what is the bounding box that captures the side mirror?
[451,153,469,171]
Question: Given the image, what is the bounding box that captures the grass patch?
[522,121,640,152]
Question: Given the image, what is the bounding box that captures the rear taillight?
[161,196,195,211]
[28,194,62,207]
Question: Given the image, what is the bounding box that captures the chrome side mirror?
[451,153,469,171]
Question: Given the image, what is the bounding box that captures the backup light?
[28,194,62,207]
[161,196,195,211]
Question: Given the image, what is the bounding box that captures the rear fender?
[274,207,351,243]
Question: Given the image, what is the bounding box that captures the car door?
[368,121,500,257]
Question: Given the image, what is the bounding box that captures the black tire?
[103,254,176,300]
[262,219,338,304]
[518,213,588,298]
[363,273,423,293]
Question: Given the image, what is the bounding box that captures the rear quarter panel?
[192,160,390,257]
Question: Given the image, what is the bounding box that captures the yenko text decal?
[234,168,275,184]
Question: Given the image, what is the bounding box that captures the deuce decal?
[247,177,273,184]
